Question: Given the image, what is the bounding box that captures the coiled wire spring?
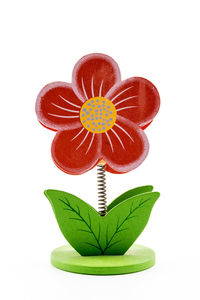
[97,163,107,216]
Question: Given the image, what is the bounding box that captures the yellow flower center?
[80,97,117,133]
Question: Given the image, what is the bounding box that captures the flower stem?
[97,160,107,216]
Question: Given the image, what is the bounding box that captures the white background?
[0,0,200,299]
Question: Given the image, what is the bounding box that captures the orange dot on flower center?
[80,97,117,133]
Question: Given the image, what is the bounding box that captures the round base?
[51,244,155,275]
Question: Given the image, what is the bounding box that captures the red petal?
[106,77,160,128]
[51,128,101,175]
[72,53,121,101]
[36,82,83,131]
[101,116,149,174]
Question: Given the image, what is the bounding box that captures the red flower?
[36,53,160,175]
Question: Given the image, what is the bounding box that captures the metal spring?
[97,164,107,216]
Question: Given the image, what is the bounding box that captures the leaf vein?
[59,198,103,254]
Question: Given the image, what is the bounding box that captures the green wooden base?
[51,244,155,275]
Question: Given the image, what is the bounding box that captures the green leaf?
[103,191,160,255]
[45,189,160,256]
[45,190,103,256]
[107,185,154,212]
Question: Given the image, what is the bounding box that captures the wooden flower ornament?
[36,54,161,273]
[36,53,160,175]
